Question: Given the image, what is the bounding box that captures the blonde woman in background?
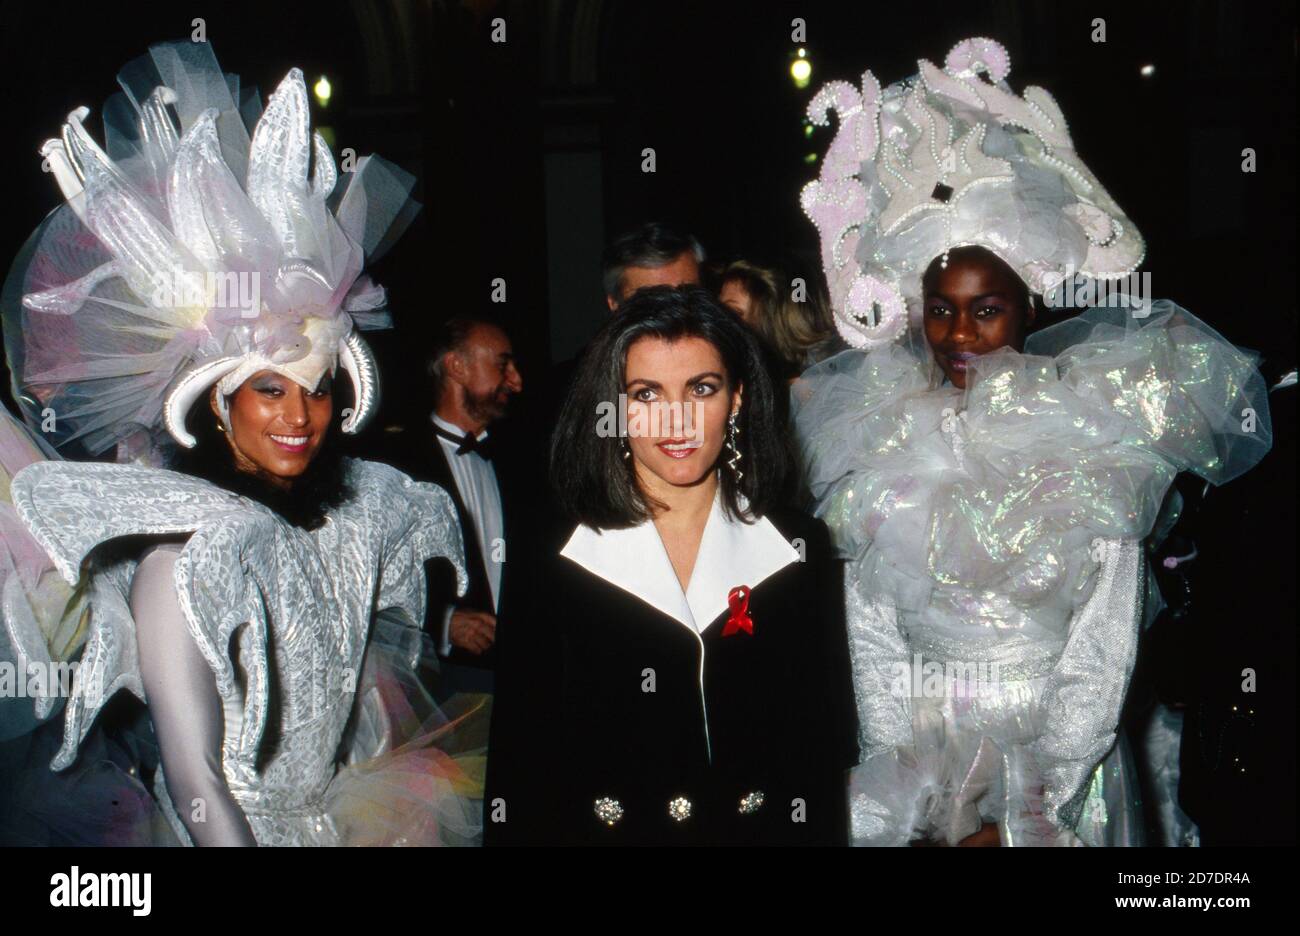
[717,261,844,382]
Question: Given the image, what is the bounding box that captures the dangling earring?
[215,391,232,434]
[725,411,743,483]
[621,436,631,461]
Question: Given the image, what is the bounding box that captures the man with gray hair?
[520,222,707,514]
[534,222,705,426]
[601,222,705,310]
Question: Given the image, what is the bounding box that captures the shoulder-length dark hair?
[166,382,352,531]
[551,284,790,529]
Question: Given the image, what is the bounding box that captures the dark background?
[1,0,1294,426]
[0,0,1294,845]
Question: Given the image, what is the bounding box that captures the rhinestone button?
[738,791,766,815]
[667,796,693,822]
[594,797,624,827]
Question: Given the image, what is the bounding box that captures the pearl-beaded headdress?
[801,37,1145,349]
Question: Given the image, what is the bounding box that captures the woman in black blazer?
[486,285,858,845]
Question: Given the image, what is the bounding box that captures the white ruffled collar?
[560,488,799,633]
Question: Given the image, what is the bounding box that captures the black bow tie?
[434,425,495,460]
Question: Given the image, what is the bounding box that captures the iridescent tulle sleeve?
[1032,537,1142,832]
[791,336,944,563]
[1025,301,1273,485]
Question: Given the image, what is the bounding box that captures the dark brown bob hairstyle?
[550,284,790,529]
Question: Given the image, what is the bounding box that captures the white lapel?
[561,519,696,629]
[685,494,800,631]
[559,491,799,634]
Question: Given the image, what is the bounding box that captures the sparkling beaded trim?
[667,796,693,822]
[594,797,624,827]
[738,791,766,815]
[799,35,1145,353]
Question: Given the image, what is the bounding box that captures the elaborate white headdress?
[3,41,418,460]
[801,37,1146,349]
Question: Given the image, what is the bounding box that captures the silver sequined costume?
[4,456,468,846]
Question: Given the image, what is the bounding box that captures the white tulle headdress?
[801,37,1146,349]
[2,40,418,461]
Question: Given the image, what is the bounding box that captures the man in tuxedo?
[385,317,523,697]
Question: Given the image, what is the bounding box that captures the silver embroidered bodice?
[6,457,465,845]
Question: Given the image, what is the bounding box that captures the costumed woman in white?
[793,37,1273,846]
[0,41,486,846]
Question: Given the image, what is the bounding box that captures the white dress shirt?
[431,412,505,656]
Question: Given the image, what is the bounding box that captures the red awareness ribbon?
[722,585,753,636]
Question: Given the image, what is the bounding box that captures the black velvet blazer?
[484,506,858,845]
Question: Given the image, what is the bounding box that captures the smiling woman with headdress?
[0,40,486,846]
